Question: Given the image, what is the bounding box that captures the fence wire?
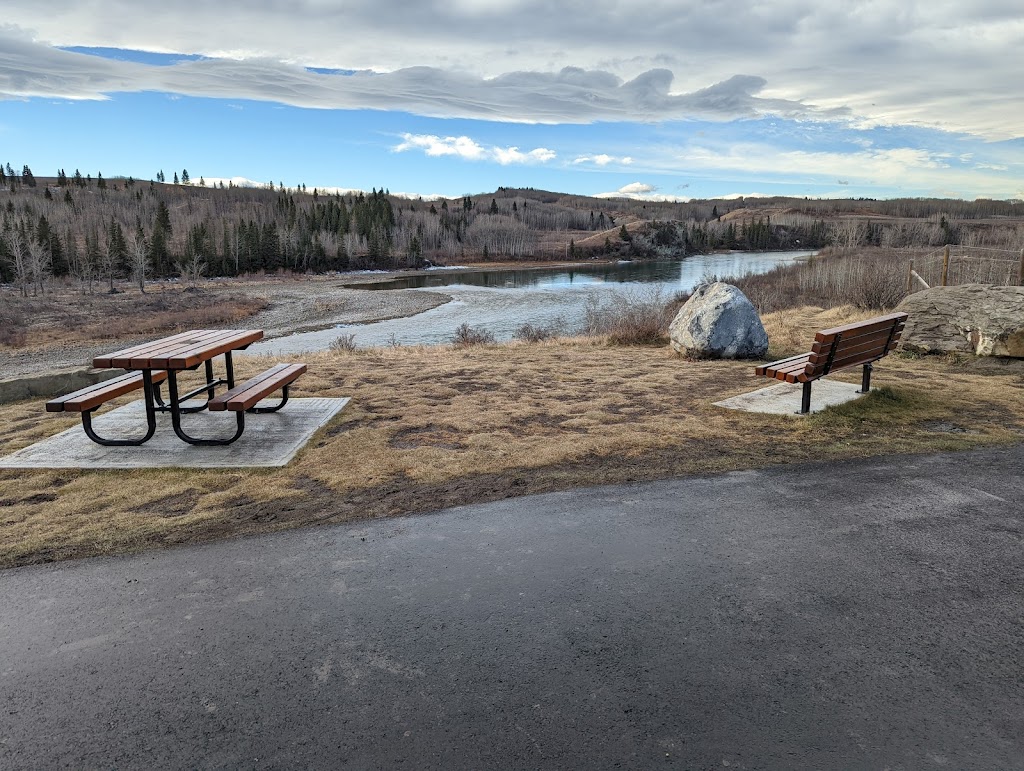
[910,246,1023,290]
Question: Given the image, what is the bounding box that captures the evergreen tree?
[181,169,190,184]
[173,171,179,184]
[22,165,36,187]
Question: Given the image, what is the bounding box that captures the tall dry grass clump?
[582,289,679,345]
[712,249,910,313]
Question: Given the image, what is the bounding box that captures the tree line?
[1,166,1021,294]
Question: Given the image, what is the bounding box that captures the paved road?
[3,446,1024,769]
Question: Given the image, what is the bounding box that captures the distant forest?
[1,162,1022,289]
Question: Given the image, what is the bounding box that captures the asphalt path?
[3,445,1023,769]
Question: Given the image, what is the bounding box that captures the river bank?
[0,251,811,379]
[0,275,454,380]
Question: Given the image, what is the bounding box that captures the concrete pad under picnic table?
[713,379,865,416]
[0,397,349,469]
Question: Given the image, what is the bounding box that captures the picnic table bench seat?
[208,363,306,413]
[755,312,908,414]
[44,369,169,446]
[45,370,168,413]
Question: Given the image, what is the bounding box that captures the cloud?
[1,2,1022,138]
[393,134,487,160]
[673,142,1020,198]
[572,154,633,166]
[394,133,554,165]
[0,27,843,126]
[594,182,686,202]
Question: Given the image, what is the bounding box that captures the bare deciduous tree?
[2,230,29,297]
[176,253,206,286]
[126,232,149,293]
[25,236,51,296]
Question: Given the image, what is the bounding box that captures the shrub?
[582,290,674,345]
[330,333,357,352]
[514,318,566,343]
[451,323,496,346]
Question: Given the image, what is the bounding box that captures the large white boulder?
[669,282,768,359]
[897,284,1024,358]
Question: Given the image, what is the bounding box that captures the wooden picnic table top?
[93,329,264,370]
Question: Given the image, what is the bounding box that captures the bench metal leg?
[79,371,159,446]
[799,381,812,415]
[247,385,292,414]
[167,371,246,445]
[858,363,873,394]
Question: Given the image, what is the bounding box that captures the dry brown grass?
[0,285,268,350]
[1,305,1023,570]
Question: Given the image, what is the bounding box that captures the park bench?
[45,370,169,445]
[755,312,908,414]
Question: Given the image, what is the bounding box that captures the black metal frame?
[78,370,160,447]
[79,349,253,446]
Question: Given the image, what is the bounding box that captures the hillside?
[1,165,1023,287]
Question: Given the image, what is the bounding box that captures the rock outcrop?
[669,283,768,359]
[897,284,1024,358]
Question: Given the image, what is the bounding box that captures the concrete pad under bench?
[714,379,865,416]
[0,397,349,469]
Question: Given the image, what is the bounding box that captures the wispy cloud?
[2,1,1022,138]
[394,133,554,165]
[572,154,633,166]
[594,182,686,202]
[0,28,843,125]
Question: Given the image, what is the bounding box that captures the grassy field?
[1,305,1022,570]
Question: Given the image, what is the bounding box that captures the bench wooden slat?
[818,348,901,374]
[810,324,905,357]
[208,363,306,412]
[754,352,808,375]
[808,329,904,370]
[113,329,227,369]
[155,330,265,369]
[93,330,215,368]
[813,313,908,345]
[758,355,811,380]
[45,370,168,413]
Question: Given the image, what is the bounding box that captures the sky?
[1,1,1022,201]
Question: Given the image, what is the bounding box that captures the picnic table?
[46,329,306,446]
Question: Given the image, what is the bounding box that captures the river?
[250,250,813,354]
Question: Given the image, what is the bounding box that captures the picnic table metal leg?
[247,384,293,414]
[166,371,245,445]
[224,351,236,389]
[79,370,159,446]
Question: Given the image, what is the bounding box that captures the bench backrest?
[805,312,908,379]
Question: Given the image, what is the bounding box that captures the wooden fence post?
[942,245,950,286]
[1019,249,1024,285]
[907,259,914,293]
